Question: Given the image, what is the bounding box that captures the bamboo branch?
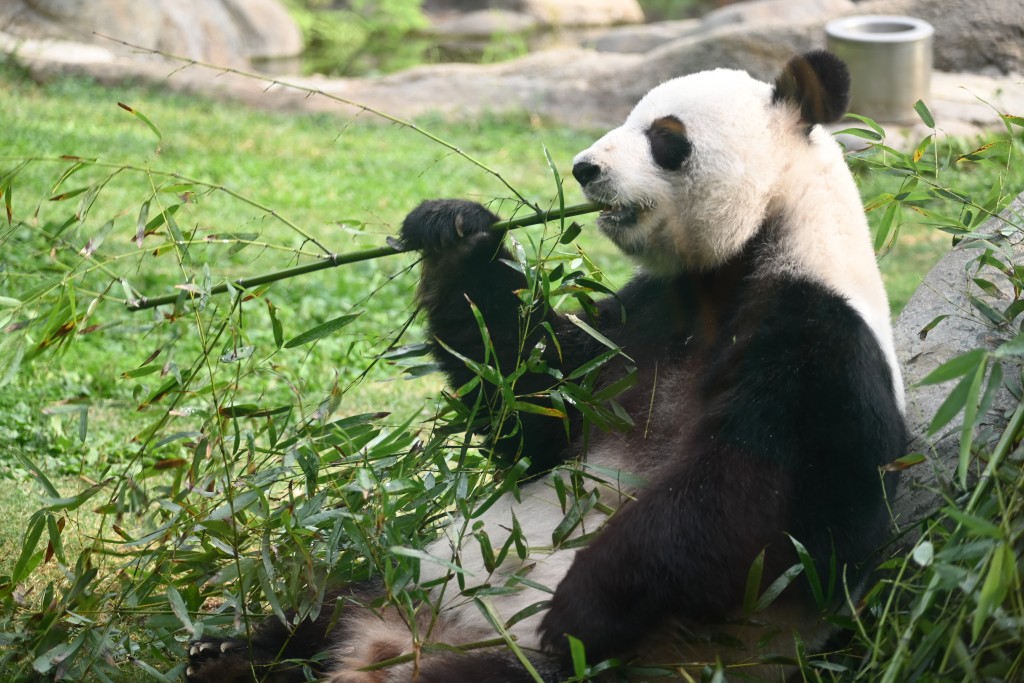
[126,202,601,311]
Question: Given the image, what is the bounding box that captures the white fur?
[574,67,904,409]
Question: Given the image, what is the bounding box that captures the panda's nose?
[572,161,601,188]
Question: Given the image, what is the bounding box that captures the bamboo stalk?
[126,202,601,311]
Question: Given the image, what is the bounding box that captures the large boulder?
[893,192,1024,526]
[0,0,302,67]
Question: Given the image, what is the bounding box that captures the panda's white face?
[574,68,798,275]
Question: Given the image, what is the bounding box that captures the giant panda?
[186,50,906,683]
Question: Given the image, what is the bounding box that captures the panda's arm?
[402,200,611,471]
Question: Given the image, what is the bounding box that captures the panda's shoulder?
[735,273,894,394]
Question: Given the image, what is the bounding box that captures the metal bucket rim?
[825,15,934,43]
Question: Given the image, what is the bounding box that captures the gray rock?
[424,0,644,28]
[701,0,855,31]
[429,10,538,38]
[0,0,301,67]
[892,192,1024,527]
[850,0,1024,76]
[589,20,702,54]
[520,0,644,27]
[587,0,851,57]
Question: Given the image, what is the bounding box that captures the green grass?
[2,59,1023,682]
[0,62,615,425]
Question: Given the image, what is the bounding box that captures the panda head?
[573,50,851,275]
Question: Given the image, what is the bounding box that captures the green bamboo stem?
[126,202,601,311]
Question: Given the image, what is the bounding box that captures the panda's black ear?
[771,50,850,125]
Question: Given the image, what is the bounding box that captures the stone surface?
[520,0,644,27]
[424,0,644,28]
[589,19,701,54]
[701,0,854,31]
[851,0,1024,76]
[587,0,851,57]
[0,0,301,67]
[430,9,538,37]
[892,192,1024,527]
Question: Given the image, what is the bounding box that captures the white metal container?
[826,15,934,123]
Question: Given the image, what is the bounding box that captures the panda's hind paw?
[400,199,500,252]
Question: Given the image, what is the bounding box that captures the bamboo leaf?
[754,563,804,613]
[268,300,284,349]
[118,101,163,140]
[166,584,194,635]
[129,658,175,683]
[3,174,13,224]
[559,221,582,245]
[12,511,46,583]
[510,400,566,419]
[918,314,949,340]
[135,200,150,248]
[48,186,90,202]
[568,635,587,679]
[993,333,1024,358]
[388,546,467,576]
[958,359,987,488]
[912,134,933,163]
[835,127,883,141]
[844,113,886,136]
[16,452,61,498]
[969,296,1007,326]
[917,348,988,386]
[565,314,629,357]
[788,535,824,608]
[882,452,926,472]
[40,478,112,512]
[973,541,1013,642]
[927,372,974,436]
[743,548,767,616]
[284,313,361,348]
[44,514,66,564]
[874,202,899,253]
[914,100,935,128]
[944,506,1003,538]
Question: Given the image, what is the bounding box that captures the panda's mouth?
[598,204,640,228]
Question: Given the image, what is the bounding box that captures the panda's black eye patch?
[646,116,692,171]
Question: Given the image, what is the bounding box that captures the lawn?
[1,56,1023,682]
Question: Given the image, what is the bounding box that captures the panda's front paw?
[539,559,651,664]
[184,636,248,682]
[400,199,501,253]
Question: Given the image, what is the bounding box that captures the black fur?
[645,116,693,170]
[401,199,590,475]
[772,49,851,124]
